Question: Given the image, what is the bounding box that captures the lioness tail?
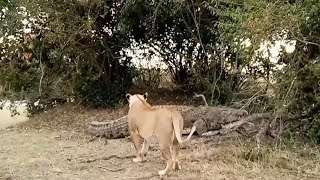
[172,116,196,144]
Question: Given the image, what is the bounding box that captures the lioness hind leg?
[172,138,181,171]
[158,145,174,178]
[130,132,144,163]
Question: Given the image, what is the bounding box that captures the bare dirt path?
[1,129,319,180]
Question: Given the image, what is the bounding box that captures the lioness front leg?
[140,140,150,162]
[130,132,144,163]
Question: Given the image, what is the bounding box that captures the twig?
[80,155,135,163]
[165,177,201,180]
[293,36,320,47]
[120,173,158,180]
[236,129,249,137]
[88,136,98,142]
[282,76,297,103]
[151,0,162,32]
[238,89,262,111]
[38,41,45,97]
[88,134,101,142]
[255,119,270,150]
[277,117,283,138]
[193,93,208,106]
[98,166,124,172]
[201,130,220,137]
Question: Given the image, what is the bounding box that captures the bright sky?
[126,37,296,73]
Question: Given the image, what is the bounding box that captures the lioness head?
[125,92,148,107]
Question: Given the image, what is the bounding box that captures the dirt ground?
[1,104,320,180]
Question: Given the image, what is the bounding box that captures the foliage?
[273,0,320,142]
[0,0,136,109]
[132,67,161,90]
[120,0,245,104]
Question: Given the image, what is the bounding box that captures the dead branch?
[201,113,273,137]
[88,134,99,142]
[236,129,249,137]
[293,35,320,47]
[193,93,208,106]
[98,166,125,172]
[255,119,271,150]
[120,173,158,180]
[80,155,135,163]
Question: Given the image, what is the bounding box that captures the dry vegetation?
[1,102,320,180]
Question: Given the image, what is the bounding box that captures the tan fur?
[125,92,196,178]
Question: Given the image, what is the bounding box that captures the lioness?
[125,92,196,178]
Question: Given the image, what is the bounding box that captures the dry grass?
[1,104,320,180]
[15,103,128,132]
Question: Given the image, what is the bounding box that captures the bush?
[76,60,135,108]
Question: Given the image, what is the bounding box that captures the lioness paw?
[172,162,181,171]
[177,164,181,170]
[133,157,143,163]
[141,156,148,162]
[158,170,166,174]
[158,170,167,178]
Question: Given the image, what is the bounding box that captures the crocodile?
[87,104,249,139]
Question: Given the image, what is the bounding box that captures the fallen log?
[86,104,269,139]
[201,113,273,136]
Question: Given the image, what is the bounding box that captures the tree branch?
[193,93,208,106]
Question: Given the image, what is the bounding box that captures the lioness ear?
[125,94,131,100]
[143,92,148,100]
